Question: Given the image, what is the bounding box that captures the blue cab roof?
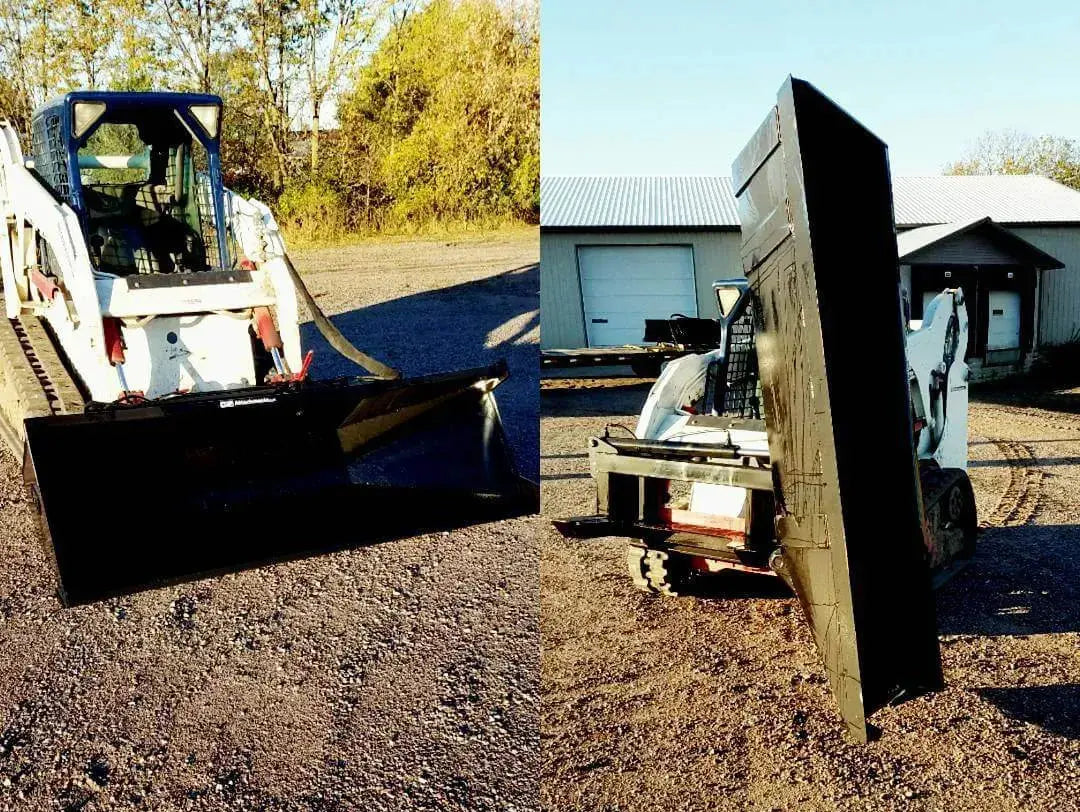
[34,90,223,120]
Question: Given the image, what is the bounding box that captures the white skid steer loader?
[0,91,537,604]
[560,279,973,585]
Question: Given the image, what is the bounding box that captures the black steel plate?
[126,269,253,289]
[23,363,537,604]
[733,77,942,741]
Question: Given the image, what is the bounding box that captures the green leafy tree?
[153,0,240,92]
[106,0,174,91]
[243,0,302,188]
[298,0,381,171]
[0,0,539,235]
[337,0,539,226]
[0,0,79,135]
[60,0,120,87]
[214,47,288,194]
[946,130,1080,191]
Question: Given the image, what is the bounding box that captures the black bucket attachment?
[23,361,537,605]
[732,78,942,742]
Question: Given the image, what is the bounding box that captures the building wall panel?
[1009,226,1080,346]
[905,232,1022,265]
[540,229,741,348]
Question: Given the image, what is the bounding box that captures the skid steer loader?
[556,78,977,742]
[0,91,537,605]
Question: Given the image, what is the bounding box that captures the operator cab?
[706,279,762,420]
[29,91,233,277]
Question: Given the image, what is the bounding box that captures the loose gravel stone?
[0,233,540,810]
[541,379,1080,812]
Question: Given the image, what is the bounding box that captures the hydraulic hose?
[283,254,401,380]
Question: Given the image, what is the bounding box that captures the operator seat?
[85,145,208,275]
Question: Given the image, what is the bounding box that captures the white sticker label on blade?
[219,397,276,408]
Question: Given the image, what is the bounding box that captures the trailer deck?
[541,346,692,374]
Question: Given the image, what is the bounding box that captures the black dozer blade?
[732,77,942,742]
[22,361,538,605]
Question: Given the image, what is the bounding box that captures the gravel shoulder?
[0,231,540,811]
[540,378,1080,812]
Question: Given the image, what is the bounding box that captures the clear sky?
[541,0,1080,177]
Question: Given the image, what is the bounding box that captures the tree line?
[0,0,539,237]
[946,130,1080,191]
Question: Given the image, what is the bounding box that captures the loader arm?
[907,289,970,470]
[0,121,106,351]
[226,192,304,373]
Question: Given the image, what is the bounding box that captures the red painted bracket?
[31,269,59,301]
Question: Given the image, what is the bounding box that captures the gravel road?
[0,230,540,811]
[540,378,1080,812]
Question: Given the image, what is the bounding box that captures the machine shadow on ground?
[302,262,540,478]
[977,684,1080,740]
[539,379,654,419]
[969,456,1080,467]
[669,570,793,600]
[937,523,1080,638]
[938,517,1080,740]
[973,377,1080,414]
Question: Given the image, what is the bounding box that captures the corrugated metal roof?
[893,175,1080,226]
[540,177,740,228]
[541,174,1080,228]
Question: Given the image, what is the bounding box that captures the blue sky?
[541,0,1080,177]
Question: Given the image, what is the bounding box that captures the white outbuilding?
[540,175,1080,377]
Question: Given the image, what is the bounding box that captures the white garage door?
[577,245,698,347]
[987,290,1021,350]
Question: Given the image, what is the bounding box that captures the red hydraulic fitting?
[296,350,314,381]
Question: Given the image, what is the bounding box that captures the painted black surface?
[788,77,943,711]
[642,317,722,347]
[126,269,253,289]
[23,365,537,605]
[733,77,944,738]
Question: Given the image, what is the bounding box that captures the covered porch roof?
[897,216,1065,269]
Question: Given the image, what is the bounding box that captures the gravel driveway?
[540,378,1080,812]
[0,230,540,811]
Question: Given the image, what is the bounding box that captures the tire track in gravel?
[970,403,1068,530]
[976,402,1080,434]
[979,439,1044,529]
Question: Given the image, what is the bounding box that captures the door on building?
[986,290,1022,363]
[577,245,698,346]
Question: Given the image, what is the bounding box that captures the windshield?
[78,115,217,276]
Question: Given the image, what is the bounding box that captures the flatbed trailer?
[542,315,723,376]
[541,346,693,375]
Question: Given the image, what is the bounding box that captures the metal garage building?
[540,174,1080,377]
